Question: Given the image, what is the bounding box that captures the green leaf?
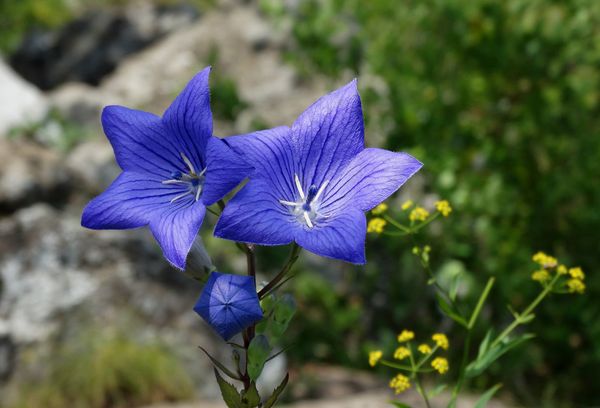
[476,329,494,359]
[270,294,297,338]
[427,383,447,398]
[240,382,261,408]
[263,373,289,408]
[200,346,242,380]
[247,335,271,381]
[466,334,535,378]
[474,383,503,408]
[435,294,468,327]
[389,402,413,408]
[449,271,462,301]
[214,368,243,408]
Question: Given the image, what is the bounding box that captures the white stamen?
[162,179,188,185]
[195,186,201,202]
[279,200,301,207]
[199,167,207,176]
[303,212,314,228]
[313,180,329,203]
[294,174,305,200]
[171,191,190,203]
[180,152,196,175]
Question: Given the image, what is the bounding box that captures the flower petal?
[149,201,206,270]
[162,67,213,169]
[291,80,364,190]
[202,137,252,206]
[101,106,184,178]
[322,148,423,213]
[294,208,366,264]
[82,171,180,229]
[226,127,297,202]
[214,179,296,245]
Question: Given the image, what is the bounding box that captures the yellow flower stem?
[490,272,561,349]
[449,277,496,407]
[383,215,411,233]
[408,343,432,408]
[410,212,441,233]
[382,230,411,237]
[415,344,439,369]
[381,360,435,373]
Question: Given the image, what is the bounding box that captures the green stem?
[242,244,257,392]
[257,243,301,299]
[383,215,411,232]
[408,343,432,408]
[449,277,495,407]
[411,213,440,233]
[490,273,560,349]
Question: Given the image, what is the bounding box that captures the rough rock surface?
[0,61,48,137]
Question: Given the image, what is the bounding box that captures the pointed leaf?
[435,294,468,327]
[474,383,503,408]
[200,346,242,380]
[427,383,448,398]
[263,373,289,408]
[214,368,243,408]
[476,329,494,359]
[390,402,413,408]
[247,335,271,381]
[241,382,261,408]
[466,334,535,378]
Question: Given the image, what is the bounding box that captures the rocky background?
[0,1,506,407]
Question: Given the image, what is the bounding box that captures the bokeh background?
[0,0,598,407]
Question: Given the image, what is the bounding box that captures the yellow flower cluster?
[369,350,382,367]
[567,279,586,294]
[394,346,411,361]
[397,330,415,342]
[530,252,585,294]
[401,200,414,211]
[372,203,388,215]
[435,200,452,217]
[567,267,585,293]
[389,373,411,394]
[432,333,449,350]
[531,269,550,283]
[367,218,387,234]
[532,251,558,268]
[418,344,432,354]
[431,357,449,374]
[409,206,429,222]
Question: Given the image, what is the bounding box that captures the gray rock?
[0,60,48,137]
[0,139,70,211]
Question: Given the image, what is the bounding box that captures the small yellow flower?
[389,373,411,394]
[569,267,585,280]
[431,357,449,374]
[367,218,387,234]
[394,346,411,360]
[532,251,557,268]
[418,344,432,354]
[432,333,449,350]
[531,269,550,283]
[423,245,431,253]
[401,200,414,211]
[412,246,421,255]
[369,350,383,367]
[435,200,452,217]
[567,279,586,294]
[409,206,429,222]
[397,330,415,342]
[557,265,568,275]
[372,203,388,215]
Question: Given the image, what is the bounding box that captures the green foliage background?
[261,0,600,405]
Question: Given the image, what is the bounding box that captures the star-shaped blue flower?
[194,272,263,340]
[82,67,251,269]
[214,80,422,264]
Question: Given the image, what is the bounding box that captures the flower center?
[279,174,329,228]
[161,153,206,203]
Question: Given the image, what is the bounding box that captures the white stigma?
[279,173,329,229]
[162,153,206,203]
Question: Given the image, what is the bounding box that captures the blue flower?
[214,80,422,264]
[81,67,251,269]
[194,272,263,340]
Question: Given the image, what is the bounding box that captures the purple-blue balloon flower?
[81,67,251,269]
[194,272,263,340]
[214,80,423,264]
